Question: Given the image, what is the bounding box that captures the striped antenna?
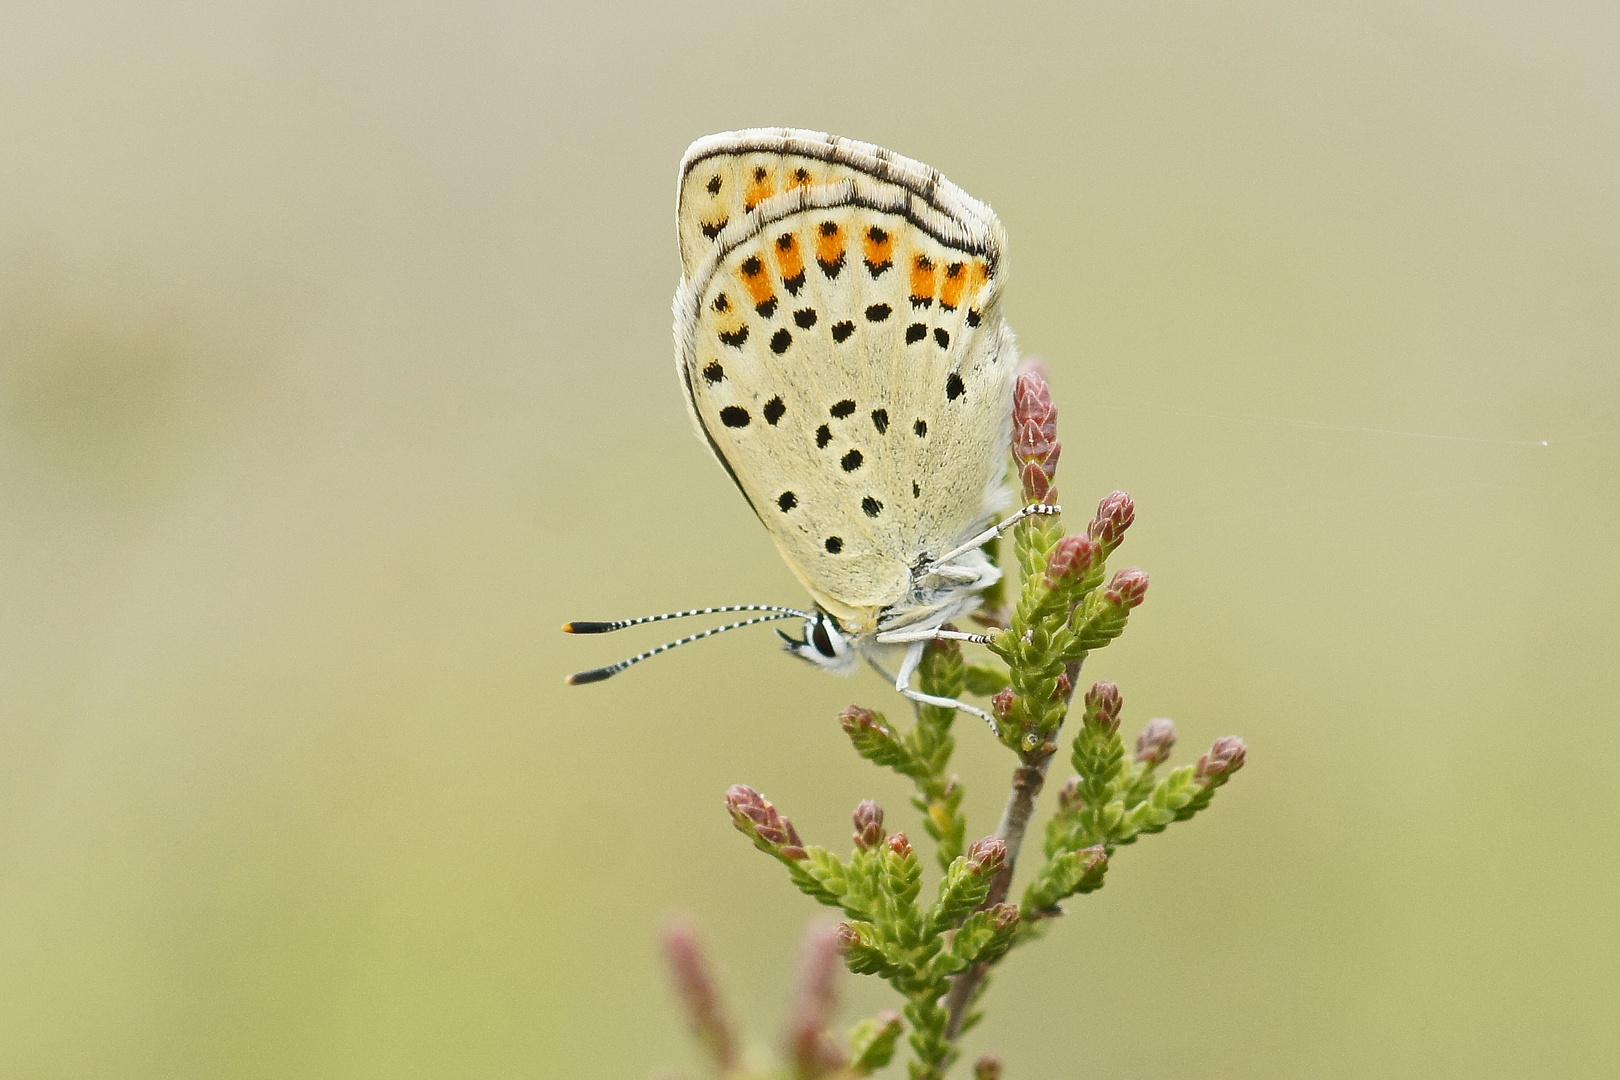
[563,604,814,635]
[564,608,812,685]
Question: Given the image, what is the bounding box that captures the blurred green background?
[2,2,1616,1077]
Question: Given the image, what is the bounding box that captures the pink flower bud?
[1195,736,1248,787]
[966,836,1008,878]
[726,784,806,858]
[1053,671,1072,701]
[886,832,914,860]
[852,800,886,851]
[1107,567,1149,610]
[1019,460,1055,503]
[787,922,846,1076]
[839,704,880,731]
[1044,534,1099,590]
[663,919,739,1070]
[1087,491,1135,552]
[1084,681,1123,733]
[1056,775,1084,812]
[991,688,1017,725]
[986,902,1020,930]
[1012,369,1061,504]
[1135,717,1177,766]
[975,1054,1005,1080]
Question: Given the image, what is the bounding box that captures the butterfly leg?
[891,639,1002,737]
[926,503,1062,572]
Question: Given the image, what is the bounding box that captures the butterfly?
[566,128,1054,723]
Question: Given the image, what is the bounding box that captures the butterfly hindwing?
[674,130,1018,623]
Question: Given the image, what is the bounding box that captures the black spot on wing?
[763,396,785,425]
[702,361,723,384]
[825,536,843,554]
[783,271,806,295]
[906,323,927,344]
[861,496,882,518]
[701,218,727,239]
[770,329,792,354]
[865,304,891,322]
[934,328,950,348]
[778,491,797,512]
[706,175,722,194]
[712,293,730,312]
[967,309,981,327]
[832,321,854,342]
[870,408,889,434]
[816,424,832,449]
[817,253,845,278]
[913,481,921,498]
[841,449,863,472]
[720,406,751,428]
[946,373,965,400]
[757,297,778,318]
[830,399,856,419]
[719,326,749,348]
[914,419,928,437]
[794,308,818,328]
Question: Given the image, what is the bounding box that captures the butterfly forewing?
[674,130,1018,626]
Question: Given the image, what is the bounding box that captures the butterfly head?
[778,609,859,675]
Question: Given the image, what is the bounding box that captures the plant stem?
[941,658,1080,1043]
[941,749,1053,1039]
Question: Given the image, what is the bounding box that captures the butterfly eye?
[811,618,837,658]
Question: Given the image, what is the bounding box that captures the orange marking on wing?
[786,166,814,190]
[774,232,805,282]
[744,166,775,211]
[910,255,938,304]
[940,261,968,309]
[971,261,992,292]
[862,227,894,272]
[816,221,845,268]
[736,252,776,308]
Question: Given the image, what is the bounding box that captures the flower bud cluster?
[1088,491,1136,555]
[1044,534,1100,592]
[852,800,886,851]
[1013,367,1061,504]
[1196,736,1248,788]
[1135,717,1177,766]
[726,784,806,860]
[966,836,1008,879]
[1083,681,1123,734]
[1106,567,1150,610]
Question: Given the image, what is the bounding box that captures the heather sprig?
[663,918,903,1079]
[676,363,1248,1079]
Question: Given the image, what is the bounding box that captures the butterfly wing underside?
[673,129,1017,628]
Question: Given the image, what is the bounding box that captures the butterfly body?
[673,129,1019,662]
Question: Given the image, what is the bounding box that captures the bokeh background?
[2,3,1616,1077]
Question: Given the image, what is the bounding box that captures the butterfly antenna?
[562,604,813,635]
[565,610,810,685]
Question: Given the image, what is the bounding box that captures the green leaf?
[948,905,1020,967]
[1021,845,1108,915]
[963,663,1010,696]
[848,1011,905,1075]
